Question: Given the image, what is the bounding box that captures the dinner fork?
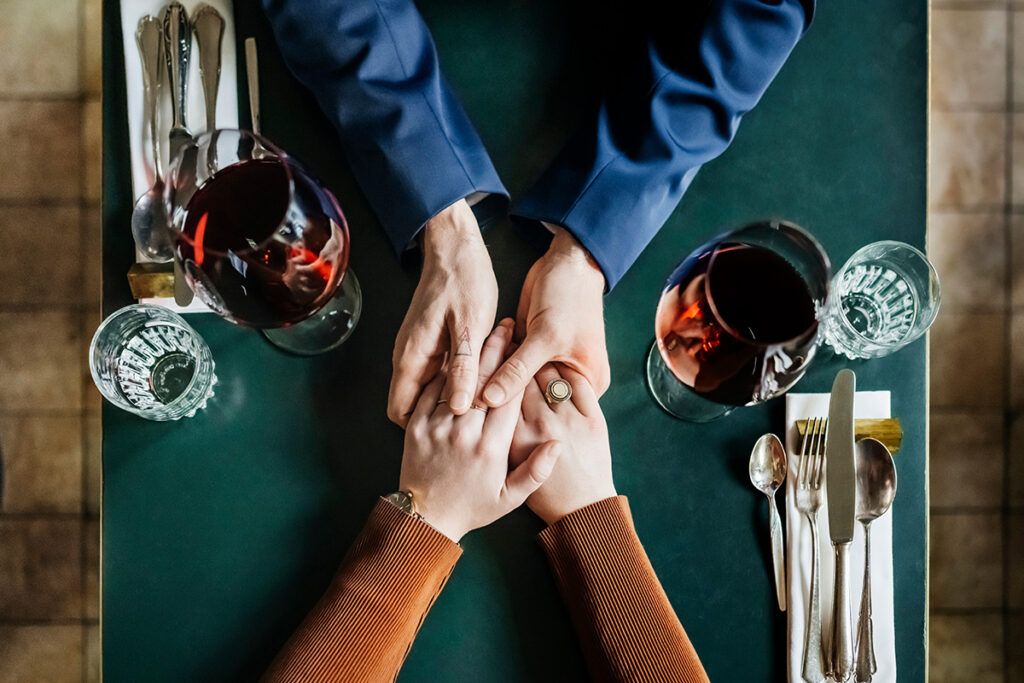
[797,416,827,683]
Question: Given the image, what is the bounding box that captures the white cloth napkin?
[120,0,239,312]
[785,392,896,683]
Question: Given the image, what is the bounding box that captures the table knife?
[826,369,857,681]
[162,2,194,306]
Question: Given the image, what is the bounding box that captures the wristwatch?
[384,490,420,518]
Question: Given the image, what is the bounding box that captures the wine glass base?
[644,342,734,423]
[262,270,362,355]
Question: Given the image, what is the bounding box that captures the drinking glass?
[166,129,361,355]
[821,241,940,359]
[89,304,217,421]
[646,220,831,422]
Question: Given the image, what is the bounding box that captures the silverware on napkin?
[826,369,857,681]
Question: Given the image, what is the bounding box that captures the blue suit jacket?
[263,0,813,289]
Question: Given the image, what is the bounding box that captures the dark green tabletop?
[101,2,928,680]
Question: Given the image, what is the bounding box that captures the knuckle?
[428,421,448,441]
[501,357,529,383]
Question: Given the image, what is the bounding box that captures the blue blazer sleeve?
[513,0,814,289]
[262,0,508,255]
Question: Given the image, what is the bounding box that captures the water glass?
[89,305,217,421]
[821,241,940,359]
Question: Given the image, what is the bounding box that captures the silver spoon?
[130,16,175,262]
[853,438,897,682]
[749,433,788,611]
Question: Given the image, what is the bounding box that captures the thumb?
[502,440,562,508]
[482,335,551,407]
[444,316,480,414]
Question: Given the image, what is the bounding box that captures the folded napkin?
[120,0,239,312]
[785,392,896,683]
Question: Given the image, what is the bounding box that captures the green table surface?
[101,2,929,680]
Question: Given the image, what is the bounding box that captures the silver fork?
[797,417,827,683]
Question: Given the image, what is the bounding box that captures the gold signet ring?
[545,378,572,404]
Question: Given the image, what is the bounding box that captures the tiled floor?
[929,2,1022,682]
[0,0,102,681]
[0,1,1020,682]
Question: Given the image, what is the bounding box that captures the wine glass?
[165,129,361,354]
[645,220,831,422]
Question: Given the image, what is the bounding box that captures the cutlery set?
[750,369,897,683]
[130,2,225,305]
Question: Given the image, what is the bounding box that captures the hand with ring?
[398,320,564,541]
[510,362,617,525]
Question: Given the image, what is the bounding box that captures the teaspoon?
[130,16,174,262]
[749,433,788,611]
[853,438,897,682]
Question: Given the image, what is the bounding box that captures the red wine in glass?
[168,129,360,354]
[177,158,344,327]
[647,221,830,421]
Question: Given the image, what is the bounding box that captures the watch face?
[386,491,414,514]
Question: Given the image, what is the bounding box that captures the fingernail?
[450,391,470,411]
[483,384,505,405]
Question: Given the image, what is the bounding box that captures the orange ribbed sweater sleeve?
[538,496,709,683]
[263,499,462,683]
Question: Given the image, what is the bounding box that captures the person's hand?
[400,320,563,541]
[388,200,498,426]
[510,363,616,525]
[482,227,609,409]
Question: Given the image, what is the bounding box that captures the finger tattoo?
[454,326,472,357]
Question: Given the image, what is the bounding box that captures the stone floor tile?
[1012,413,1024,508]
[927,211,1006,311]
[0,625,83,683]
[0,519,81,619]
[82,206,101,309]
[932,9,1007,108]
[928,614,1004,683]
[81,308,103,413]
[82,0,102,97]
[85,624,100,682]
[82,98,101,203]
[1008,613,1024,682]
[929,313,1006,409]
[930,512,1003,609]
[84,412,101,515]
[1012,216,1024,308]
[0,311,81,412]
[1009,513,1024,608]
[0,0,80,95]
[0,101,82,200]
[0,415,82,513]
[84,518,98,620]
[930,111,1005,208]
[929,411,1004,508]
[1012,314,1024,409]
[0,206,82,305]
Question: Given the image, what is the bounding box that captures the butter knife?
[826,369,857,681]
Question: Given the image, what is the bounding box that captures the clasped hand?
[391,199,615,539]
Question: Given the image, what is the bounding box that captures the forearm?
[539,497,709,683]
[514,0,812,288]
[264,500,461,683]
[261,0,506,252]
